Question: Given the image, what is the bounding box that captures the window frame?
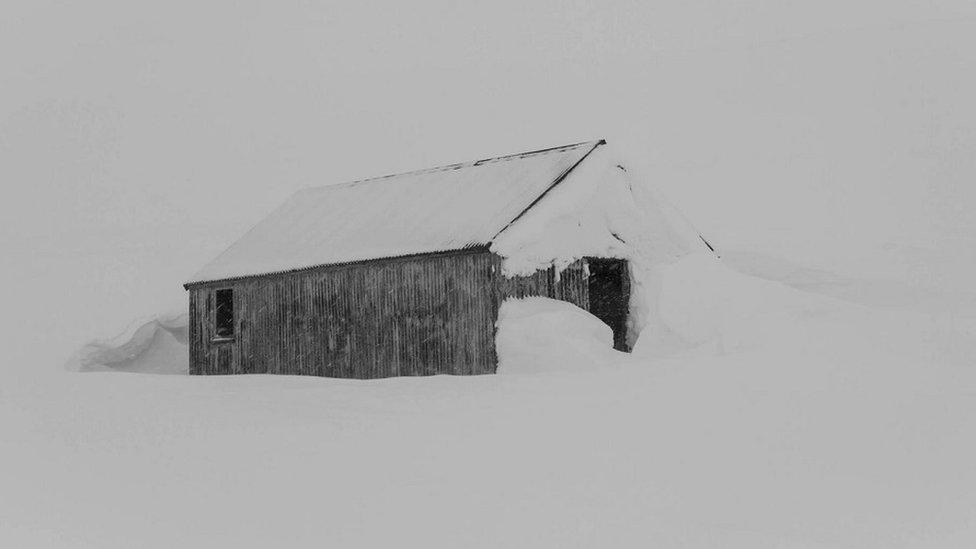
[212,288,235,342]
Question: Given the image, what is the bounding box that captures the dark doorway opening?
[587,258,631,352]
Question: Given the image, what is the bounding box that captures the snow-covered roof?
[187,140,604,285]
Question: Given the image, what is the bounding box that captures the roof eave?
[183,244,492,290]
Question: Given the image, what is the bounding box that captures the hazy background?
[3,0,975,373]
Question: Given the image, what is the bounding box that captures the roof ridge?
[489,140,605,242]
[303,139,602,192]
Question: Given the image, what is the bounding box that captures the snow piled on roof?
[491,143,710,347]
[491,143,705,275]
[187,141,600,284]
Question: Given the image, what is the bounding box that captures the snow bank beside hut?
[632,251,843,357]
[66,313,189,375]
[495,297,623,374]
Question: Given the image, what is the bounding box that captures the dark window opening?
[215,288,234,338]
[587,258,631,352]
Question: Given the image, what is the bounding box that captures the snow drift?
[67,313,189,375]
[495,296,623,374]
[633,251,835,357]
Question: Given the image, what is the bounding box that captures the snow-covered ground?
[4,2,976,547]
[4,253,974,548]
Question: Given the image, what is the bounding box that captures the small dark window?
[215,289,234,338]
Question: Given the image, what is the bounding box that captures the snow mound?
[633,252,831,357]
[67,313,189,375]
[495,296,623,374]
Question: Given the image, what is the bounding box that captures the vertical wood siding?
[494,258,589,310]
[187,252,601,378]
[189,250,497,378]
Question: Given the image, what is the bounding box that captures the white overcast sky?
[2,1,975,371]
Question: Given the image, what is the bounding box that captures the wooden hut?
[184,140,632,377]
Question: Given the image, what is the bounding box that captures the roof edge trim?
[183,245,492,290]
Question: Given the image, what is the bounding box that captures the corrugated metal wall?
[187,251,593,378]
[190,250,498,377]
[494,257,589,308]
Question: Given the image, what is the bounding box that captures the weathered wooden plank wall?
[188,250,498,377]
[494,257,589,310]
